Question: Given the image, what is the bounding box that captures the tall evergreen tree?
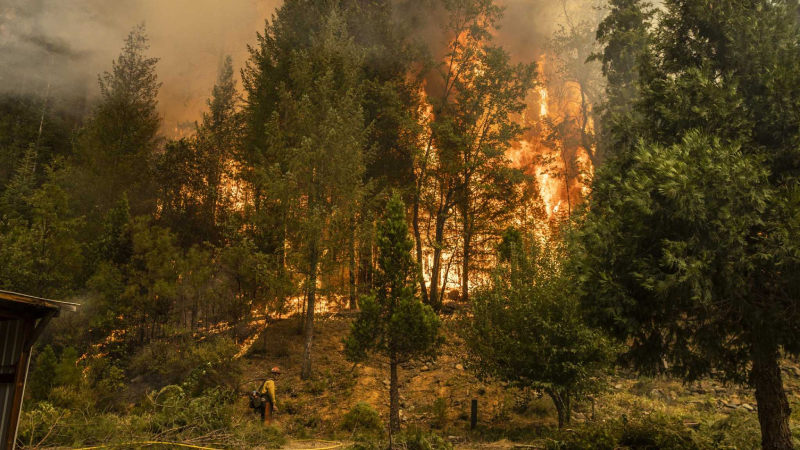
[344,192,442,443]
[582,1,800,448]
[73,23,162,221]
[591,0,654,157]
[246,7,367,379]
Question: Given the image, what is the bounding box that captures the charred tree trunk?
[412,197,429,305]
[461,186,471,303]
[429,212,447,312]
[301,242,319,380]
[752,344,793,450]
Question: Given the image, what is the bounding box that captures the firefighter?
[255,367,281,425]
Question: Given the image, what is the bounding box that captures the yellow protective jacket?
[259,379,277,404]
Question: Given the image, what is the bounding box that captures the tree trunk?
[349,222,357,310]
[389,356,400,447]
[547,390,567,429]
[301,244,319,380]
[461,170,471,303]
[429,212,446,311]
[412,197,429,305]
[461,219,470,304]
[752,346,793,450]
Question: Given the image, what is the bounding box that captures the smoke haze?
[0,0,584,134]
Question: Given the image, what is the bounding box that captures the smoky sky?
[0,0,584,134]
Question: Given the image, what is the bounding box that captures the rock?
[573,412,586,422]
[421,365,429,372]
[383,379,391,386]
[793,367,800,377]
[722,401,738,410]
[714,388,727,394]
[614,384,623,390]
[455,364,464,371]
[650,389,664,399]
[730,398,741,406]
[742,403,755,412]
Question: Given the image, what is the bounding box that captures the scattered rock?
[649,389,664,399]
[614,384,623,390]
[383,379,391,386]
[742,403,755,412]
[455,364,464,371]
[421,365,430,372]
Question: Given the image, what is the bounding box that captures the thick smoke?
[1,0,280,134]
[0,0,587,135]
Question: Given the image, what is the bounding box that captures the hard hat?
[271,366,281,374]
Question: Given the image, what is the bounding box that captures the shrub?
[709,411,760,450]
[431,398,448,429]
[342,402,385,439]
[129,336,241,395]
[396,428,453,450]
[545,414,711,450]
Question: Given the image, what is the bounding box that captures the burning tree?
[414,0,536,308]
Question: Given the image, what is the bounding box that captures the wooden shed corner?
[0,290,78,450]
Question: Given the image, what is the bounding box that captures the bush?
[431,398,448,429]
[129,336,241,395]
[342,402,385,439]
[709,411,760,450]
[144,385,237,436]
[545,414,711,450]
[396,428,453,450]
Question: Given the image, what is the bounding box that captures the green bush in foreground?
[16,384,282,449]
[341,402,385,440]
[544,413,764,450]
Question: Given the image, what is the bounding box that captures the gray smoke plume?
[0,0,593,133]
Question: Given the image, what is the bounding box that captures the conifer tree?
[74,22,162,220]
[344,192,442,443]
[583,1,800,448]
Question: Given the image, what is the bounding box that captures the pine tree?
[245,7,367,379]
[344,192,442,443]
[73,22,162,220]
[590,0,654,157]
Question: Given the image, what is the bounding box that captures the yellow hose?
[70,439,344,450]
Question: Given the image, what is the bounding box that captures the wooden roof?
[0,290,78,317]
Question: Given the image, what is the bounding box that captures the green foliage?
[0,162,83,298]
[585,0,800,446]
[396,428,453,450]
[341,402,385,440]
[129,336,241,395]
[591,0,654,156]
[344,193,442,365]
[430,398,449,429]
[463,228,615,427]
[345,192,442,435]
[72,23,162,218]
[28,346,58,404]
